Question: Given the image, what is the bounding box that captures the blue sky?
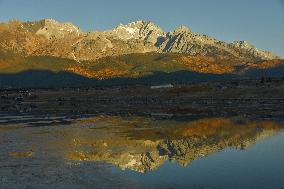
[0,0,283,57]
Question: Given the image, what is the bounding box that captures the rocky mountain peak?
[230,40,280,60]
[42,18,57,24]
[119,20,146,27]
[232,40,254,50]
[106,20,165,43]
[173,25,192,34]
[33,18,81,40]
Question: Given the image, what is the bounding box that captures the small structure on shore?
[150,84,174,89]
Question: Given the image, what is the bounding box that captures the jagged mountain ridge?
[157,25,279,61]
[0,18,280,62]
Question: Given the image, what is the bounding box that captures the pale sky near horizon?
[0,0,283,57]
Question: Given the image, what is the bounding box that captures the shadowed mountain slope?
[0,50,283,88]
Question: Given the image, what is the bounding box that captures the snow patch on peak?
[125,27,137,35]
[232,40,254,49]
[107,20,165,43]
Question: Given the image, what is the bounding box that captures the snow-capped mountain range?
[0,19,280,62]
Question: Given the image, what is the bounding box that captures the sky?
[0,0,283,57]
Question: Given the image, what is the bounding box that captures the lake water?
[0,114,283,189]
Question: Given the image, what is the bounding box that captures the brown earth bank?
[1,78,284,119]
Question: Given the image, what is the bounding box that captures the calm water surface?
[0,114,283,189]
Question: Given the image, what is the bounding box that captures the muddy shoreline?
[1,79,284,119]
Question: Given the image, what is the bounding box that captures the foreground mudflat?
[1,79,284,119]
[0,114,283,189]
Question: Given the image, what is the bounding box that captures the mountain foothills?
[0,18,283,80]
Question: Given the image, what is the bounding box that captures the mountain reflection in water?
[58,116,283,173]
[1,114,284,189]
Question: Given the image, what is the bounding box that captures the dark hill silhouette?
[0,70,238,88]
[245,64,284,78]
[1,66,283,89]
